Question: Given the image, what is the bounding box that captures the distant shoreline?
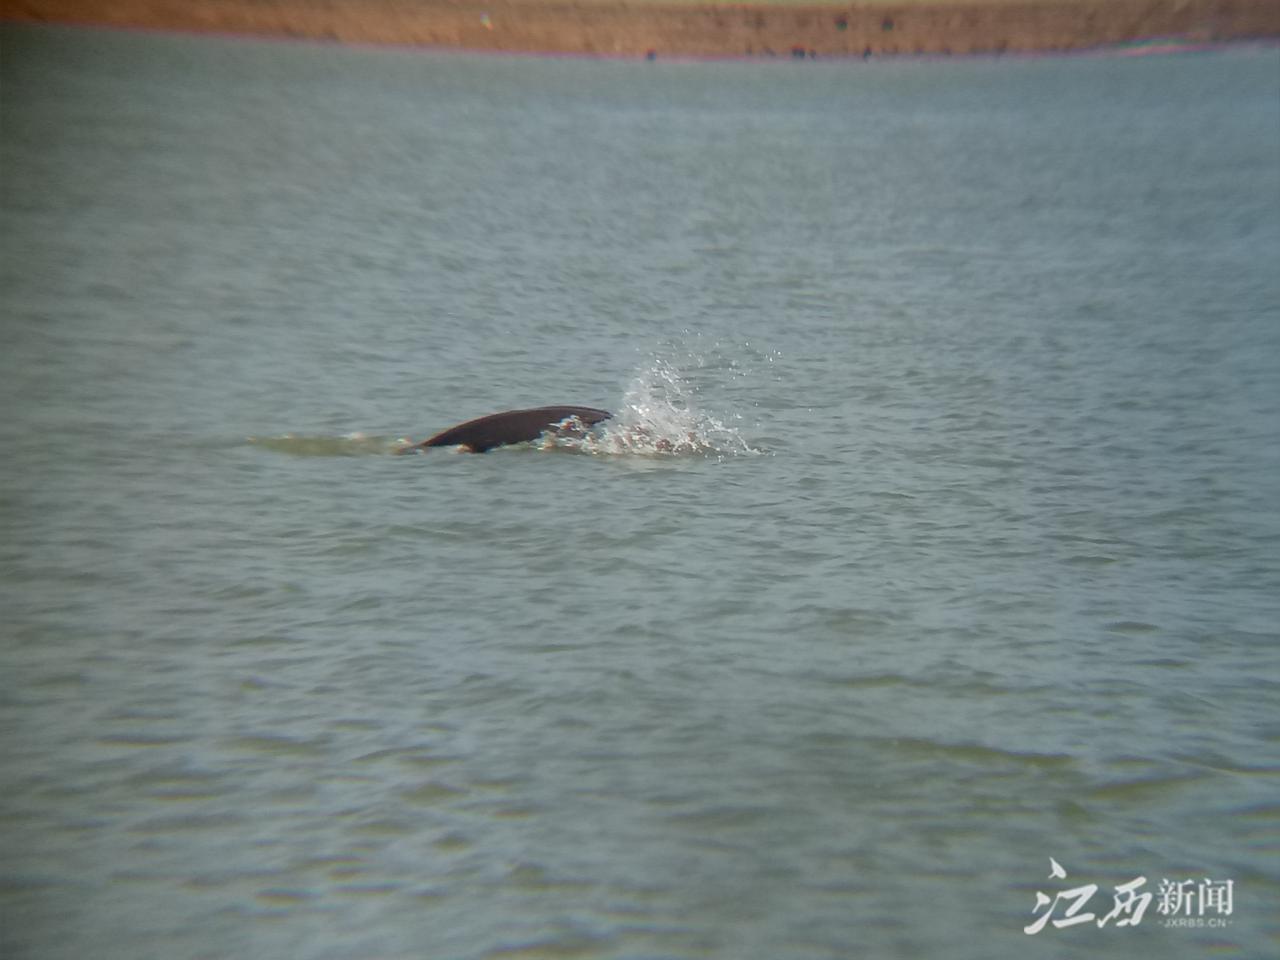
[3,0,1279,59]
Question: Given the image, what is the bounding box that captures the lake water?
[2,23,1278,960]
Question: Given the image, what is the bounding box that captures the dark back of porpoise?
[410,405,612,453]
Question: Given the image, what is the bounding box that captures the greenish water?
[1,24,1278,960]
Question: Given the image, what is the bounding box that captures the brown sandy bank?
[3,0,1278,58]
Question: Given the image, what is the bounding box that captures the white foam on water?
[553,351,762,459]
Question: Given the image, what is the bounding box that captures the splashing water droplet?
[557,355,760,459]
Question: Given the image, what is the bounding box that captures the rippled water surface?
[2,25,1278,959]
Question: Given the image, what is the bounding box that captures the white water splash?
[556,355,760,459]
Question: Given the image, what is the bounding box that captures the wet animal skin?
[408,406,612,453]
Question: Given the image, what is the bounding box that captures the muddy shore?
[3,0,1278,58]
